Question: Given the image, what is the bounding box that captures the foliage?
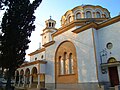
[0,0,42,89]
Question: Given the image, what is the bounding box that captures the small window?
[44,36,46,39]
[59,56,64,75]
[52,23,54,27]
[96,12,101,18]
[76,13,81,19]
[49,22,51,27]
[41,55,43,59]
[106,42,113,49]
[103,14,106,18]
[69,53,74,74]
[86,11,92,18]
[108,57,116,63]
[68,16,72,23]
[35,57,37,60]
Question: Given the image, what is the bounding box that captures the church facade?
[15,5,120,90]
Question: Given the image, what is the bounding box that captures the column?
[18,75,21,87]
[37,74,40,88]
[29,75,32,88]
[93,12,96,18]
[82,12,85,18]
[23,75,26,87]
[37,63,40,88]
[14,74,17,86]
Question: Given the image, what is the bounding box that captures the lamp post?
[100,48,107,64]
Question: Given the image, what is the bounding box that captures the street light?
[100,48,107,64]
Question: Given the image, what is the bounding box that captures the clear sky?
[26,0,120,61]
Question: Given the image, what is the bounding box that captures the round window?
[106,42,113,49]
[41,55,43,59]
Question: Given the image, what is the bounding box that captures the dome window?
[86,11,92,18]
[96,12,101,18]
[76,13,81,19]
[49,22,51,27]
[52,23,54,27]
[68,16,72,23]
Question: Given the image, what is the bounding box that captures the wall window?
[64,52,67,74]
[76,13,81,19]
[68,16,72,23]
[49,22,51,27]
[52,23,54,27]
[65,57,70,74]
[86,11,92,18]
[103,14,106,18]
[96,12,101,18]
[69,53,74,74]
[59,56,64,75]
[59,52,74,75]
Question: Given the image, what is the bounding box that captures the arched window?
[49,22,51,27]
[52,23,54,27]
[96,12,101,18]
[103,14,106,18]
[68,16,72,23]
[64,52,67,74]
[59,56,64,75]
[86,11,92,18]
[76,13,81,19]
[69,53,74,74]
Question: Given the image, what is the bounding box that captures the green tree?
[0,0,42,89]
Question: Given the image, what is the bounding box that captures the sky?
[26,0,120,61]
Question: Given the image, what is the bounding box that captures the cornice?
[72,15,120,33]
[28,48,45,56]
[72,22,98,33]
[42,41,55,47]
[97,15,120,29]
[20,60,47,68]
[52,18,107,37]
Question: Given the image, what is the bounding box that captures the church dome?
[61,5,110,26]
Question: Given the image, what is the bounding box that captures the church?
[15,5,120,90]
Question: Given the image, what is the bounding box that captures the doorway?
[108,66,119,87]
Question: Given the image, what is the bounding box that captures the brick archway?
[55,41,78,85]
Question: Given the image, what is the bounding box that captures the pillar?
[23,74,26,87]
[93,12,96,18]
[37,63,40,88]
[14,75,17,86]
[18,75,21,87]
[82,12,85,18]
[29,75,32,88]
[37,74,40,88]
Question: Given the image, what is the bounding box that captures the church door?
[108,66,119,87]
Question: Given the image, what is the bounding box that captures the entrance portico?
[101,57,120,87]
[15,60,47,89]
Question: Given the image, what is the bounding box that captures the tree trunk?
[5,67,14,90]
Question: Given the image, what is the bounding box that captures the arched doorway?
[20,69,24,86]
[25,68,30,87]
[108,57,119,87]
[32,67,38,88]
[55,41,78,88]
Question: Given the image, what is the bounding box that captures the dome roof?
[61,5,110,26]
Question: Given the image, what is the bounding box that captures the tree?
[0,0,8,10]
[0,0,42,89]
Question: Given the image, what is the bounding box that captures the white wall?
[96,21,120,82]
[44,26,98,83]
[30,51,45,62]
